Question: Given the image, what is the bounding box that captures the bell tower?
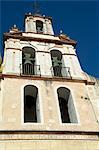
[0,9,99,150]
[25,13,54,35]
[3,13,83,79]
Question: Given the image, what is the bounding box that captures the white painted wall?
[27,19,34,32]
[36,52,52,76]
[25,15,54,35]
[43,22,47,34]
[3,39,22,74]
[3,35,83,79]
[46,19,54,35]
[3,49,21,75]
[62,46,83,79]
[25,17,36,32]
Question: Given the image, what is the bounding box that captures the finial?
[29,12,32,15]
[13,24,17,28]
[33,1,40,14]
[9,24,19,33]
[60,30,63,34]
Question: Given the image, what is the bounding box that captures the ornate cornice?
[4,32,76,46]
[2,74,95,85]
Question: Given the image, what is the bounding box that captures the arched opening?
[22,47,35,75]
[36,20,43,33]
[57,87,78,123]
[51,50,63,77]
[24,85,40,123]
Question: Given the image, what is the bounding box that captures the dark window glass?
[22,47,35,75]
[24,85,38,123]
[57,87,71,123]
[51,50,62,77]
[36,20,43,33]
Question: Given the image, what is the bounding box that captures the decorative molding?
[0,131,98,140]
[24,13,52,22]
[62,53,77,56]
[2,74,95,85]
[4,34,76,46]
[6,48,21,51]
[0,134,98,140]
[5,48,77,57]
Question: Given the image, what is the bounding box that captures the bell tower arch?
[25,13,54,35]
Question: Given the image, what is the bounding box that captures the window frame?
[21,83,43,125]
[54,85,80,125]
[36,20,43,34]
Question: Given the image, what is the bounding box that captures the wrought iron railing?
[50,66,71,78]
[20,64,41,76]
[20,64,71,78]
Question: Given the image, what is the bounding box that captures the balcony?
[20,64,71,79]
[50,66,71,78]
[21,64,41,76]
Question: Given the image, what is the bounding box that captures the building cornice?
[4,32,76,46]
[24,13,52,22]
[0,130,98,140]
[2,74,95,85]
[0,130,98,134]
[6,48,77,56]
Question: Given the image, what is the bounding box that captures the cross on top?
[33,1,40,14]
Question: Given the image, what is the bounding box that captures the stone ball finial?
[60,30,63,34]
[9,24,19,33]
[29,12,32,15]
[13,24,17,28]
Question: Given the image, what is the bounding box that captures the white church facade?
[0,12,99,150]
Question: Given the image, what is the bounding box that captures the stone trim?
[62,53,77,56]
[0,131,98,140]
[24,13,52,22]
[2,74,95,85]
[6,48,21,51]
[4,34,76,46]
[5,48,77,57]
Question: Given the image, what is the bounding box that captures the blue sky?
[0,0,99,78]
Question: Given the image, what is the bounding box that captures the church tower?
[0,10,99,150]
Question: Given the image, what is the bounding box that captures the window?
[22,47,35,75]
[36,20,43,33]
[24,85,40,123]
[57,87,78,123]
[51,50,62,77]
[50,50,71,78]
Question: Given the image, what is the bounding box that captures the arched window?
[22,47,35,75]
[24,85,40,123]
[51,50,63,77]
[57,87,78,123]
[36,20,43,33]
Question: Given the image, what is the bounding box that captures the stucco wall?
[3,39,84,79]
[0,78,98,131]
[0,139,99,150]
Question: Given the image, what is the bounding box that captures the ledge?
[0,130,98,140]
[0,130,98,135]
[1,74,95,85]
[4,33,76,46]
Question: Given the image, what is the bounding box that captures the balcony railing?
[50,66,71,78]
[20,64,41,76]
[20,64,71,78]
